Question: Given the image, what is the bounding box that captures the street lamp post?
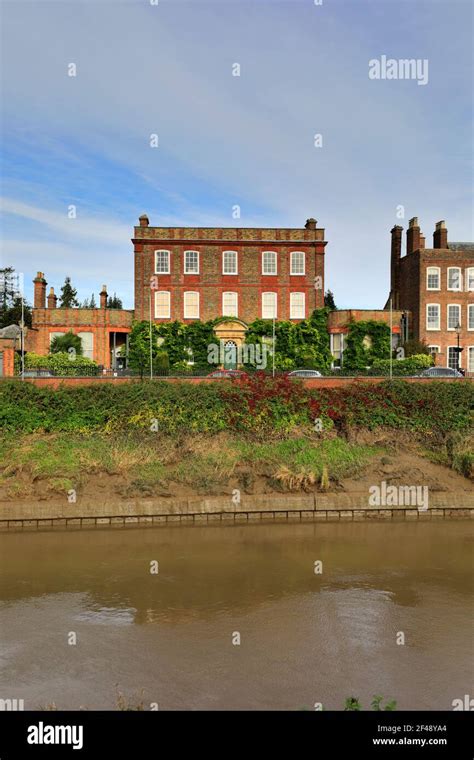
[149,275,159,380]
[272,314,275,378]
[455,322,462,372]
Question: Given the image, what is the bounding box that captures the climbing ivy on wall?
[343,320,391,371]
[156,320,218,368]
[244,309,332,371]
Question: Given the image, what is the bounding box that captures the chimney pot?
[33,272,47,309]
[406,217,421,255]
[100,285,108,309]
[47,287,57,309]
[433,220,448,249]
[139,214,150,227]
[305,218,317,230]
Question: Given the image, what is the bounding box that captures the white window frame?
[468,346,474,372]
[154,291,170,319]
[290,292,305,319]
[466,268,474,292]
[183,291,200,319]
[49,331,66,344]
[262,292,277,319]
[184,250,200,274]
[330,333,345,367]
[447,303,461,331]
[262,251,277,276]
[468,304,474,331]
[426,266,440,291]
[222,250,238,275]
[447,267,462,291]
[290,251,305,276]
[428,345,440,354]
[426,303,440,331]
[154,250,170,274]
[222,291,238,317]
[448,345,461,370]
[78,332,94,360]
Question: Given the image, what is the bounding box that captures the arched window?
[290,292,305,319]
[262,292,277,318]
[154,291,170,318]
[184,291,199,319]
[222,292,238,317]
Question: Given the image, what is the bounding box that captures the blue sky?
[1,0,473,309]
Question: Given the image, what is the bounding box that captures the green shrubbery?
[1,376,472,438]
[15,352,98,376]
[371,354,433,376]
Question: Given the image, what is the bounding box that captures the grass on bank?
[0,432,381,499]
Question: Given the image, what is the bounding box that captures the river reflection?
[0,521,472,710]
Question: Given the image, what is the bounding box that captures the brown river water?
[0,521,472,711]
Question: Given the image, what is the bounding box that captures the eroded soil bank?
[0,429,472,521]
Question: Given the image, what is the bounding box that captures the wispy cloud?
[1,0,472,308]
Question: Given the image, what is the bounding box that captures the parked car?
[22,369,54,378]
[207,369,248,379]
[417,367,463,378]
[287,369,322,378]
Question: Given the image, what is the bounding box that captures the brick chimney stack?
[390,225,403,309]
[305,218,317,230]
[100,285,108,309]
[406,217,421,255]
[47,287,57,309]
[33,272,47,309]
[433,220,448,249]
[139,214,149,227]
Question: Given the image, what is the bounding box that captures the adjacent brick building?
[327,309,404,368]
[25,273,133,367]
[387,218,474,372]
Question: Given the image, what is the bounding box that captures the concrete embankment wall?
[0,492,472,530]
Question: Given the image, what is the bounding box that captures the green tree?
[128,320,162,378]
[324,290,337,310]
[107,293,123,309]
[401,338,431,357]
[0,267,18,314]
[1,296,32,328]
[49,331,83,356]
[59,277,79,308]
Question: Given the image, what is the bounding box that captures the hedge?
[1,376,472,438]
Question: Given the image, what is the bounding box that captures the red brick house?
[387,218,474,372]
[132,214,326,350]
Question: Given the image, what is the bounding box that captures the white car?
[418,367,463,378]
[287,369,322,378]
